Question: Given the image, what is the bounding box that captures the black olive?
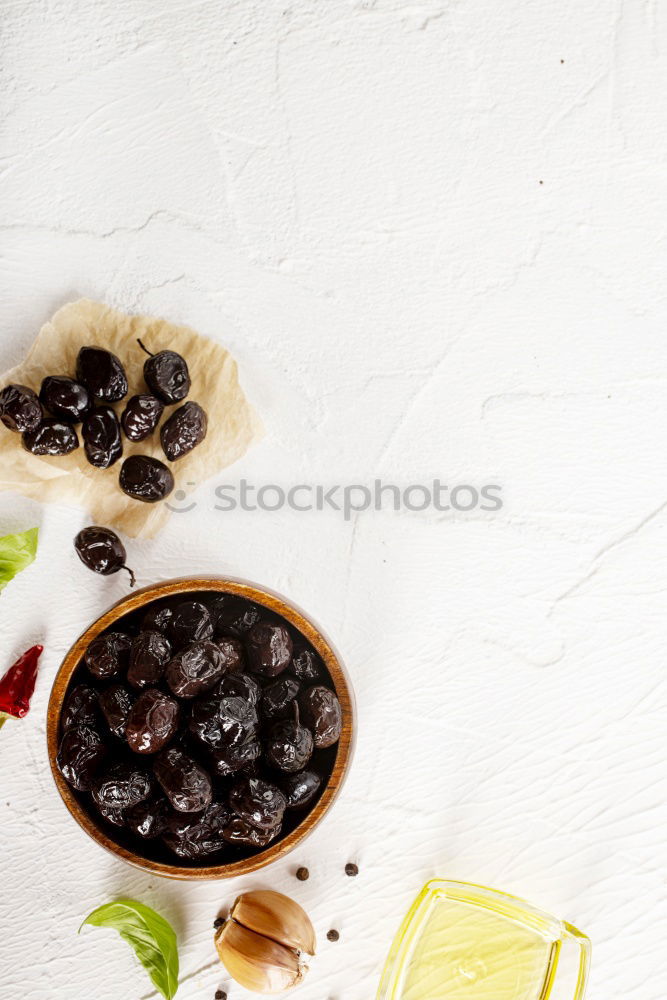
[98,684,134,738]
[265,718,314,773]
[166,640,227,699]
[76,347,128,402]
[209,738,262,778]
[82,406,123,468]
[39,376,92,423]
[56,724,107,791]
[96,801,126,827]
[215,637,244,674]
[222,815,281,848]
[92,762,153,811]
[162,802,230,859]
[169,601,213,646]
[125,796,170,839]
[119,455,174,503]
[189,690,259,749]
[246,623,293,677]
[281,770,322,809]
[120,394,164,442]
[61,684,98,731]
[218,672,261,706]
[0,383,42,433]
[125,688,181,754]
[210,596,261,638]
[141,602,175,634]
[154,747,212,813]
[291,647,322,682]
[127,631,172,690]
[228,777,287,831]
[74,526,136,586]
[260,676,301,720]
[299,686,342,748]
[23,419,79,456]
[138,340,190,405]
[84,632,132,680]
[160,401,207,461]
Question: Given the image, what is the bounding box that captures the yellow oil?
[401,897,555,1000]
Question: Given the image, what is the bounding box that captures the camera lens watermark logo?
[166,479,503,520]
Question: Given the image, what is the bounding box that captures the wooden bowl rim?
[46,575,355,880]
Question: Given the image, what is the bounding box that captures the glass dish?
[377,880,591,1000]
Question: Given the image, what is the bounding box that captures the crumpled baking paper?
[0,299,262,537]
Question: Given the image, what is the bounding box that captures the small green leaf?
[0,527,39,593]
[80,899,179,999]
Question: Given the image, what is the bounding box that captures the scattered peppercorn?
[296,866,309,881]
[215,991,227,1000]
[345,862,358,877]
[213,917,224,929]
[327,929,340,942]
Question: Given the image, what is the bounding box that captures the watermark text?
[167,479,503,520]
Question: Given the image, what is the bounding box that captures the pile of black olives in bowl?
[56,590,344,866]
[0,341,208,504]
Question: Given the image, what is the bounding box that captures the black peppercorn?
[296,866,309,881]
[327,929,340,942]
[213,917,224,929]
[345,862,359,877]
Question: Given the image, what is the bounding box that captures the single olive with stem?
[137,339,190,405]
[74,526,136,587]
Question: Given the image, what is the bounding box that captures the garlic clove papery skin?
[231,890,317,956]
[216,919,307,994]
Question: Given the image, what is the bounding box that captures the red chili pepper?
[0,645,43,728]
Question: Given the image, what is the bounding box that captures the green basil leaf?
[80,899,179,999]
[0,527,39,593]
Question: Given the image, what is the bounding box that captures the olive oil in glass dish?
[377,880,590,1000]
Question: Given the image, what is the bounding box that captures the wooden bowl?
[46,576,355,880]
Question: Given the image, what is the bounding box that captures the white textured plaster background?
[1,1,666,999]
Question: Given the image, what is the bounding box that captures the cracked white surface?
[1,2,666,999]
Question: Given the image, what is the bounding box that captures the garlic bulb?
[215,890,316,994]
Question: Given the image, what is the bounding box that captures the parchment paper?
[0,299,262,537]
